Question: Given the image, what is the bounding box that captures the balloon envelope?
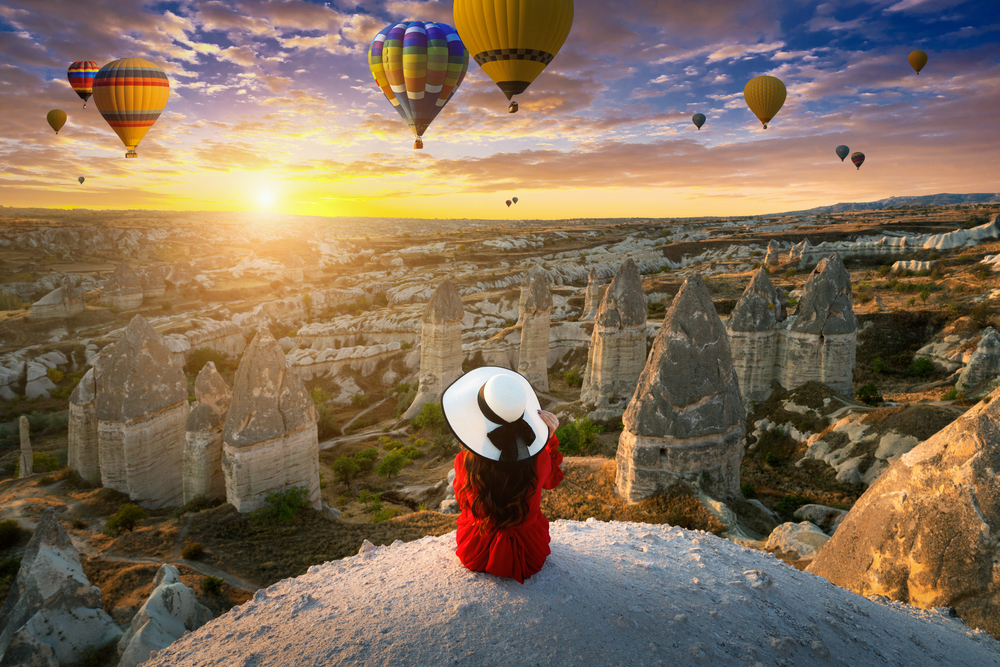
[506,200,512,207]
[692,113,706,130]
[46,109,67,134]
[836,145,849,162]
[454,0,573,103]
[67,61,98,107]
[512,197,518,204]
[851,152,865,170]
[93,58,169,158]
[744,76,786,129]
[78,177,85,184]
[908,50,928,74]
[368,22,468,148]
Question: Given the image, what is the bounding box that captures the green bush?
[856,383,884,406]
[252,486,310,525]
[202,575,224,595]
[103,504,147,536]
[185,348,228,376]
[181,542,204,559]
[775,493,811,520]
[763,452,782,466]
[942,387,960,401]
[563,367,583,387]
[315,403,340,441]
[400,341,413,350]
[575,417,603,445]
[0,520,23,549]
[376,450,411,479]
[554,423,581,454]
[740,482,756,499]
[14,451,61,477]
[870,357,891,375]
[310,387,333,404]
[332,456,360,485]
[46,368,64,383]
[907,357,935,378]
[354,448,379,474]
[413,402,445,430]
[359,489,382,512]
[350,392,370,408]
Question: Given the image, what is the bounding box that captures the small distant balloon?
[512,197,518,204]
[908,50,928,75]
[851,152,865,170]
[506,200,512,207]
[78,176,85,184]
[47,109,67,134]
[836,145,849,162]
[744,76,786,129]
[692,113,706,130]
[67,61,98,108]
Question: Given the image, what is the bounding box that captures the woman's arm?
[537,410,564,490]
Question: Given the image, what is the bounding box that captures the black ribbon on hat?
[477,383,537,464]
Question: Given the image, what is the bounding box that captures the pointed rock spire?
[790,253,857,335]
[595,259,646,328]
[422,279,464,324]
[730,267,784,332]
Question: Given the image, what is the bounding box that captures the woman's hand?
[537,409,559,437]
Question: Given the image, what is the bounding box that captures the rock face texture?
[100,261,144,310]
[764,239,782,266]
[403,281,465,420]
[956,327,1000,396]
[17,416,31,478]
[616,274,746,502]
[518,277,553,392]
[117,564,212,667]
[728,268,786,407]
[68,368,101,484]
[580,269,602,321]
[775,253,857,396]
[0,510,122,665]
[222,330,321,513]
[28,278,85,320]
[808,385,1000,638]
[580,259,647,418]
[96,315,188,508]
[139,269,166,299]
[183,362,231,503]
[517,264,549,324]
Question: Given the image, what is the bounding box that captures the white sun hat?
[441,366,549,464]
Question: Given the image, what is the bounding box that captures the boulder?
[956,327,1000,397]
[403,281,465,420]
[100,261,143,310]
[765,521,830,561]
[517,277,552,392]
[793,504,848,535]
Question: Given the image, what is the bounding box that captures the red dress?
[454,435,564,583]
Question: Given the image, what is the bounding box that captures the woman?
[441,366,564,583]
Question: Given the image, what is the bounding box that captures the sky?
[0,0,998,221]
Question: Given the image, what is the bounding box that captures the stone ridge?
[729,267,782,332]
[422,280,464,324]
[595,259,646,327]
[105,261,143,293]
[790,253,857,335]
[223,330,315,448]
[623,274,745,438]
[95,315,187,423]
[523,277,553,313]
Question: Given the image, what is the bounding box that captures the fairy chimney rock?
[518,277,553,392]
[100,261,144,310]
[139,269,166,299]
[28,278,85,320]
[18,416,31,478]
[728,268,785,407]
[403,281,465,419]
[765,240,782,266]
[96,315,188,508]
[68,368,101,484]
[581,269,602,321]
[517,264,550,323]
[616,274,745,502]
[183,362,231,503]
[955,328,1000,397]
[581,259,648,418]
[222,330,320,513]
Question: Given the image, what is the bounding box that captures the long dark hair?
[460,450,538,531]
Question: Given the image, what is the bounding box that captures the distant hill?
[775,193,1000,215]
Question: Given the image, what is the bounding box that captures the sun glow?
[257,190,276,208]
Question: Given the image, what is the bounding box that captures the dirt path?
[341,397,389,433]
[319,427,407,451]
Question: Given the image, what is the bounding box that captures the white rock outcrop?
[183,362,231,503]
[404,281,465,420]
[765,521,830,561]
[28,278,85,320]
[68,368,101,484]
[100,261,144,310]
[955,327,1000,396]
[518,277,553,392]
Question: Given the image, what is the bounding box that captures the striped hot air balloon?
[744,75,786,129]
[67,61,99,108]
[851,152,865,170]
[369,21,469,150]
[93,58,169,158]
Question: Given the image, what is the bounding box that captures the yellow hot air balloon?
[454,0,574,113]
[744,75,786,129]
[908,50,928,74]
[47,109,67,134]
[93,58,169,158]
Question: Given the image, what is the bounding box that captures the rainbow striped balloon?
[851,151,866,170]
[92,58,169,158]
[67,61,99,108]
[369,21,469,149]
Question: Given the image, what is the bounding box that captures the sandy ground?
[145,520,1000,667]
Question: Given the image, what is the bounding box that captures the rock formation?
[27,278,85,320]
[68,369,101,484]
[403,281,465,420]
[0,510,121,664]
[284,253,305,283]
[955,327,1000,396]
[17,416,30,478]
[139,269,166,298]
[580,259,647,418]
[100,261,144,310]
[775,253,857,396]
[183,362,231,503]
[616,274,746,502]
[518,277,553,392]
[517,264,549,323]
[727,268,785,407]
[808,385,1000,638]
[222,330,321,513]
[580,269,602,321]
[96,315,188,508]
[765,521,830,562]
[764,240,781,266]
[117,564,212,667]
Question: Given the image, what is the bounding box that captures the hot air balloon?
[908,50,927,75]
[78,177,85,185]
[46,109,67,134]
[851,152,865,170]
[454,0,574,113]
[93,58,169,158]
[692,113,706,130]
[512,197,518,204]
[506,200,512,207]
[836,145,850,162]
[369,21,469,150]
[744,76,786,129]
[67,61,98,108]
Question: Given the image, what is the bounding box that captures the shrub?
[185,348,227,376]
[371,508,396,523]
[775,493,811,520]
[202,575,224,595]
[376,450,411,479]
[907,357,935,378]
[740,482,756,499]
[0,520,23,549]
[763,452,782,466]
[554,422,581,454]
[359,489,383,512]
[870,357,891,375]
[46,368,64,383]
[332,456,360,485]
[310,387,333,404]
[253,486,310,525]
[970,302,995,328]
[856,383,884,406]
[315,403,340,441]
[181,542,204,559]
[103,504,147,536]
[400,341,413,350]
[942,387,959,401]
[413,402,445,430]
[14,451,62,477]
[563,367,583,387]
[354,448,379,474]
[71,519,89,529]
[350,392,370,408]
[575,417,603,445]
[972,267,992,281]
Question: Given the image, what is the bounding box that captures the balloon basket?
[508,101,518,114]
[413,138,423,150]
[125,151,138,159]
